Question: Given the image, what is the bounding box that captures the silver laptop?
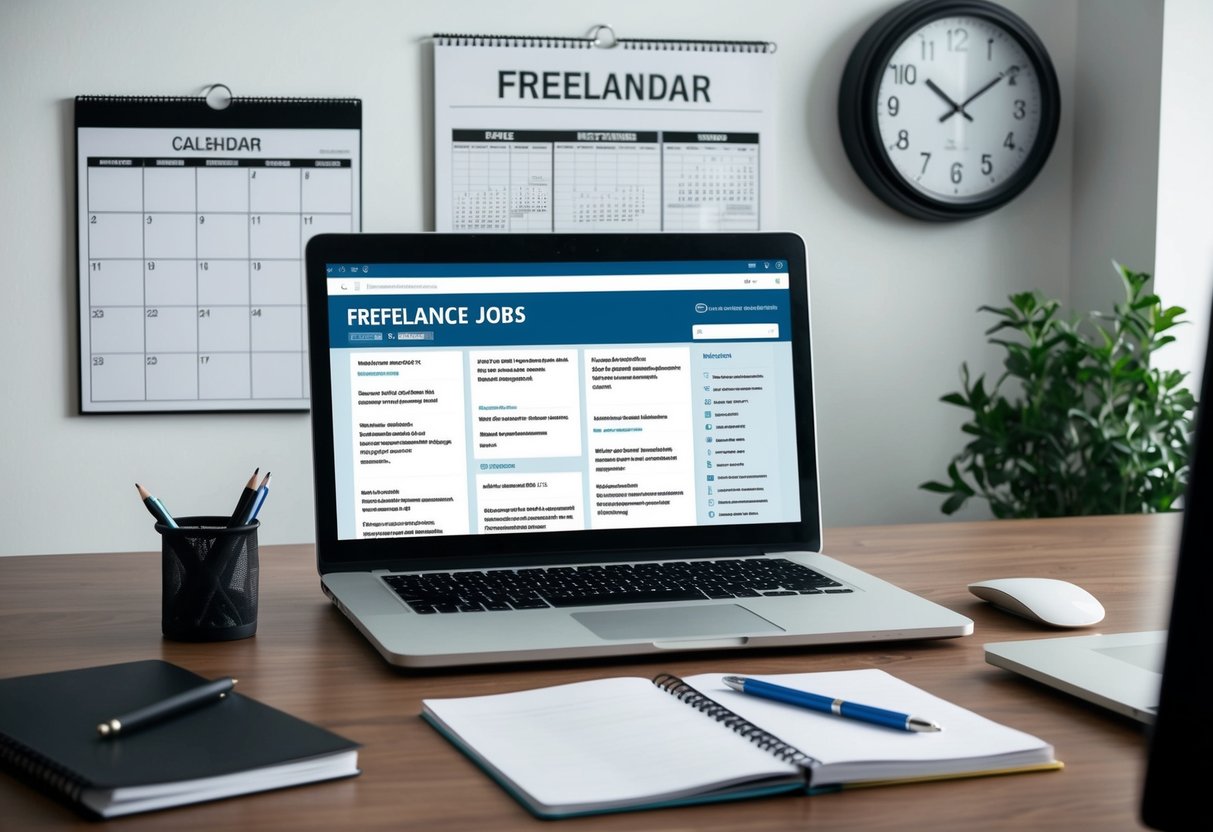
[984,631,1165,723]
[303,231,973,668]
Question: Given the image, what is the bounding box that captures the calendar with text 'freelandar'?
[433,32,776,233]
[76,95,361,413]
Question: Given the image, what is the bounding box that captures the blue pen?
[240,471,271,525]
[722,676,941,733]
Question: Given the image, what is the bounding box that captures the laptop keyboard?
[382,558,851,614]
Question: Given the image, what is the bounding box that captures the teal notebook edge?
[420,711,808,819]
[0,659,361,818]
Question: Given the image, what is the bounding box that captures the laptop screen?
[306,233,819,569]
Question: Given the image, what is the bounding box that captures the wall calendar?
[75,93,361,413]
[433,27,776,233]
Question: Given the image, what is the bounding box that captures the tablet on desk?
[983,630,1164,724]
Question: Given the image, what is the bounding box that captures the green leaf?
[941,493,969,515]
[919,481,954,494]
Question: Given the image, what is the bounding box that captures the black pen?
[228,467,260,528]
[135,483,178,529]
[97,677,237,738]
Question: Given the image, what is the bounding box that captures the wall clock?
[838,0,1060,221]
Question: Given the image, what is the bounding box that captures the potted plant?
[921,262,1197,518]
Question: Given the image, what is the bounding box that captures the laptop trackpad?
[572,604,783,641]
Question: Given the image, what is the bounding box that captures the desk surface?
[0,514,1179,831]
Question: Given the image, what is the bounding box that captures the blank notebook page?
[421,676,798,808]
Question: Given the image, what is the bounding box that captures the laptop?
[303,231,973,669]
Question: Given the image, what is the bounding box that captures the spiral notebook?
[421,669,1060,818]
[75,92,361,413]
[432,27,776,233]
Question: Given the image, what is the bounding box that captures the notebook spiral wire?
[653,674,818,769]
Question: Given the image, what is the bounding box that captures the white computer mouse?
[967,577,1105,628]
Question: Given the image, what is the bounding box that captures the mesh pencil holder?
[159,516,259,641]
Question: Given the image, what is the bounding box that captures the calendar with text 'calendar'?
[433,33,776,233]
[76,96,361,413]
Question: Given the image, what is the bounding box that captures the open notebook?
[421,669,1059,818]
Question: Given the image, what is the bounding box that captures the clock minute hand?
[960,72,1006,111]
[925,79,974,123]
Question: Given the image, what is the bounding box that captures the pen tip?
[722,676,745,691]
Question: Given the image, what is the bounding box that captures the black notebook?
[0,660,360,818]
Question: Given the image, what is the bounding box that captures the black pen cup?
[158,516,259,641]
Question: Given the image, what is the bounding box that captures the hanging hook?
[587,24,618,49]
[203,83,233,111]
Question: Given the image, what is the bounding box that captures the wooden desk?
[0,514,1180,831]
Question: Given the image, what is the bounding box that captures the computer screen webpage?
[324,259,801,541]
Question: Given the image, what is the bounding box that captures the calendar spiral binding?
[652,674,818,771]
[434,34,590,49]
[433,33,775,54]
[75,95,359,106]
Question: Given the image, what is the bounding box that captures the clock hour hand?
[925,79,974,123]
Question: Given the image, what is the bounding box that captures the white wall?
[1154,0,1213,387]
[1068,1,1162,319]
[0,0,1172,555]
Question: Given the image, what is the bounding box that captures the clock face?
[875,15,1044,204]
[838,0,1060,221]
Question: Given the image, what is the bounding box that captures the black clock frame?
[838,0,1061,221]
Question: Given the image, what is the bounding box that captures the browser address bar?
[332,274,783,294]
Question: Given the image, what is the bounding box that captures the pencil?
[135,483,177,529]
[227,467,260,528]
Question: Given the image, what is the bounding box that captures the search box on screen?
[691,323,779,340]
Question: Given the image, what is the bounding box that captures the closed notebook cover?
[0,660,360,790]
